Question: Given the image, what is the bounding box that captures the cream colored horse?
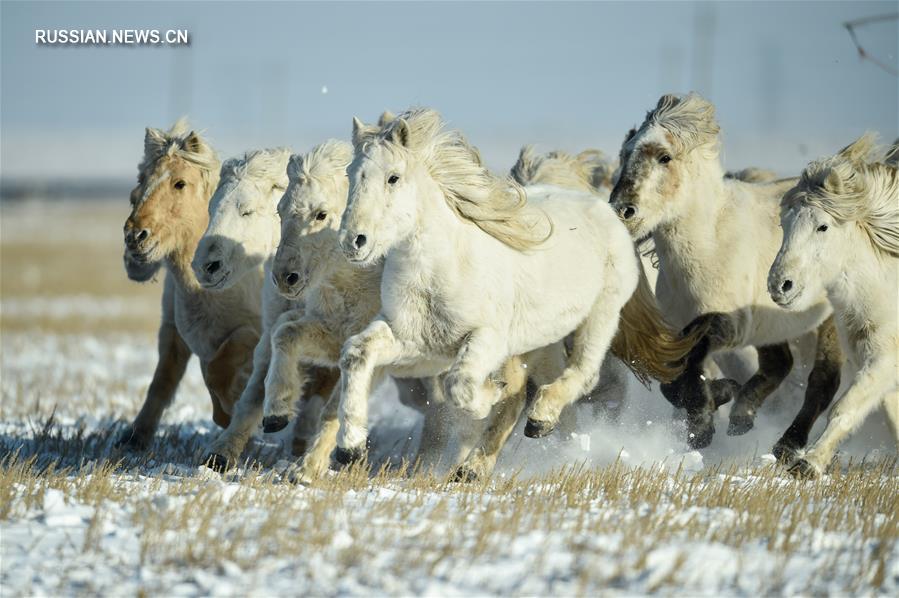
[770,135,899,478]
[333,108,699,463]
[118,120,260,449]
[609,93,841,457]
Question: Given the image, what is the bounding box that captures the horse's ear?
[837,133,876,164]
[144,127,166,155]
[510,145,536,184]
[182,131,204,154]
[378,111,396,127]
[352,116,367,147]
[656,94,679,111]
[885,138,899,167]
[389,118,410,148]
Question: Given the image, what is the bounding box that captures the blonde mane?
[287,139,353,185]
[355,107,551,251]
[221,147,292,187]
[784,133,899,258]
[138,118,220,194]
[510,145,616,192]
[639,92,720,155]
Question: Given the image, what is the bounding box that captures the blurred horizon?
[1,0,897,193]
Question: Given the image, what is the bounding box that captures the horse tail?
[609,258,707,385]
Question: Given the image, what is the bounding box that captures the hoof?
[333,446,365,467]
[114,430,149,451]
[452,466,480,483]
[686,414,714,449]
[262,415,289,434]
[788,458,820,480]
[772,439,800,465]
[203,452,229,473]
[709,379,739,408]
[524,418,555,438]
[727,413,755,436]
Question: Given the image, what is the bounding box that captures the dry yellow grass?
[1,199,897,596]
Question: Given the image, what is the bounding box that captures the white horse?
[769,134,899,478]
[193,148,338,470]
[118,120,263,449]
[261,138,532,479]
[609,93,841,456]
[332,107,698,463]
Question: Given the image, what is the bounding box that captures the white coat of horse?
[769,135,899,477]
[333,108,698,462]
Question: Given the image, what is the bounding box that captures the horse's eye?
[315,211,327,221]
[387,174,400,185]
[817,224,828,232]
[658,155,672,165]
[241,209,254,217]
[174,180,186,190]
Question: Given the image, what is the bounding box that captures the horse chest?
[384,285,464,354]
[173,288,257,359]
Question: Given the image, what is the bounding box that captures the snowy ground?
[1,200,897,596]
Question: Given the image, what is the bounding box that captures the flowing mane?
[139,118,221,194]
[638,92,720,156]
[355,108,552,251]
[221,147,292,187]
[287,139,353,185]
[784,133,899,258]
[510,145,616,192]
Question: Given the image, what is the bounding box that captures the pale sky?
[1,1,896,180]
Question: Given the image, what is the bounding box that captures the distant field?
[1,199,897,596]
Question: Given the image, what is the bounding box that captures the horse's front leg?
[203,325,260,426]
[443,327,508,419]
[773,316,843,464]
[263,315,341,432]
[335,319,408,464]
[117,321,191,450]
[203,328,273,471]
[659,311,747,449]
[726,342,793,435]
[454,356,529,481]
[790,354,895,479]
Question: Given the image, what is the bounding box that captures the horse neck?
[653,157,728,272]
[828,232,897,338]
[390,174,471,280]
[165,195,212,294]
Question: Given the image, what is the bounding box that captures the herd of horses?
[117,93,899,481]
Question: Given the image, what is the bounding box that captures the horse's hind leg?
[291,368,339,457]
[773,316,842,464]
[291,383,342,482]
[455,356,529,481]
[727,342,794,435]
[525,288,627,438]
[659,312,744,449]
[117,322,191,450]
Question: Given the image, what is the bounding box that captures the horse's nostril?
[135,229,149,243]
[205,260,221,275]
[354,234,367,249]
[781,280,793,293]
[286,272,300,286]
[622,206,637,220]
